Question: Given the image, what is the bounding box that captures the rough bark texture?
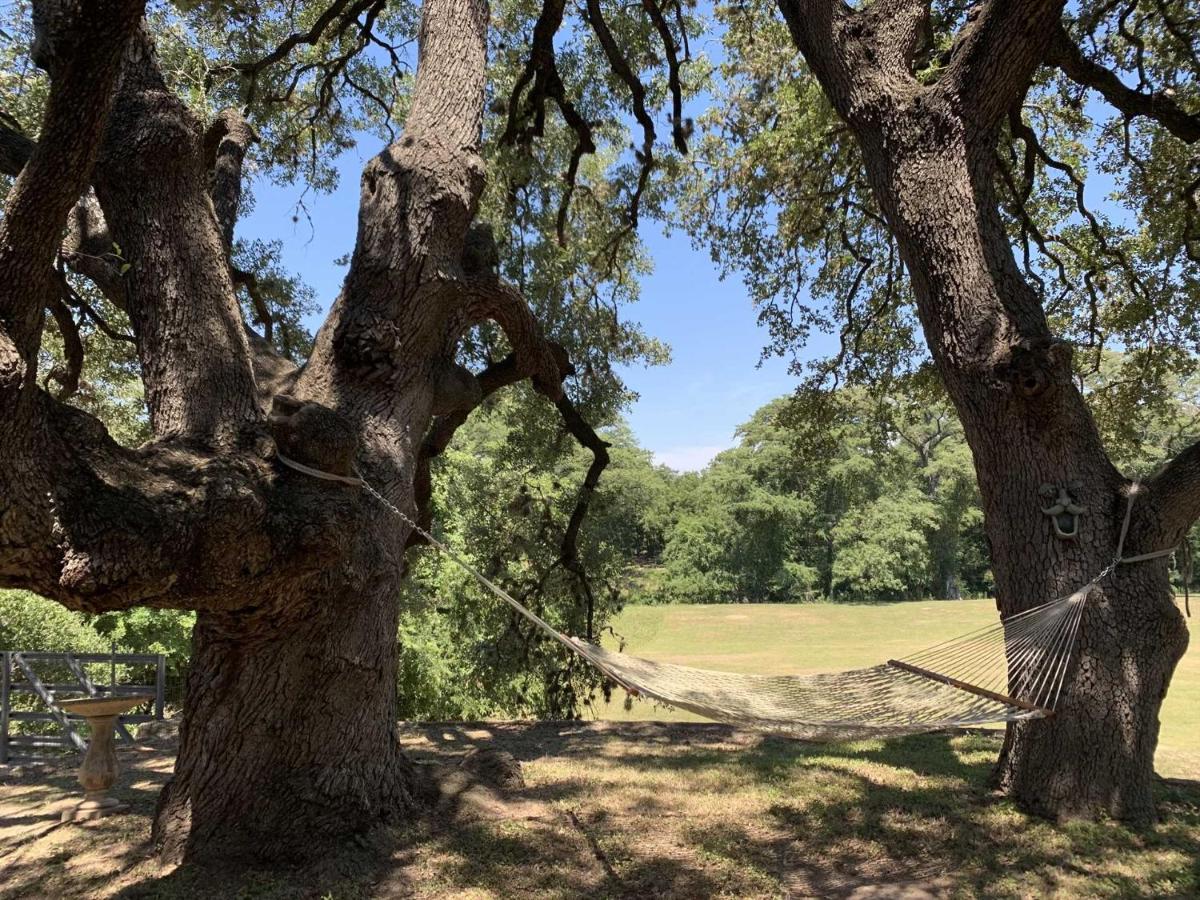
[93,27,260,442]
[0,0,566,863]
[778,0,1190,824]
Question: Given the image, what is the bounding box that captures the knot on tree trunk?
[462,222,500,276]
[996,338,1072,399]
[268,395,359,477]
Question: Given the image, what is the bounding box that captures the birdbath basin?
[57,696,143,823]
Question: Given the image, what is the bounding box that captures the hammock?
[278,454,1171,740]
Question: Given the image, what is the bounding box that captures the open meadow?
[590,599,1199,779]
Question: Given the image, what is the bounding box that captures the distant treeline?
[612,389,991,604]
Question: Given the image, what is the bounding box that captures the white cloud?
[652,445,728,473]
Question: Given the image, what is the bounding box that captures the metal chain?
[357,473,425,537]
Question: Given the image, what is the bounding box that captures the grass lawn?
[0,599,1194,898]
[590,599,1199,779]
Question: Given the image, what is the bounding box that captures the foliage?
[397,393,667,719]
[637,384,990,604]
[86,609,196,680]
[672,0,1200,456]
[0,591,109,654]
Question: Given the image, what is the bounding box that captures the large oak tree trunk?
[0,0,572,864]
[154,569,418,862]
[861,108,1188,824]
[777,0,1190,824]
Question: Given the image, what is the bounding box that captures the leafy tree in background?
[645,384,991,603]
[397,401,670,719]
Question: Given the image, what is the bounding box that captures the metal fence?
[0,650,165,763]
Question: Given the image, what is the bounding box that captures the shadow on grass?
[3,723,1197,898]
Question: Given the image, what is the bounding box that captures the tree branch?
[1047,23,1200,144]
[0,0,145,439]
[44,291,83,400]
[0,114,35,175]
[553,392,611,644]
[1,112,126,307]
[91,25,260,441]
[640,0,688,154]
[463,276,565,400]
[1148,441,1200,542]
[941,0,1067,134]
[204,109,259,251]
[859,0,932,76]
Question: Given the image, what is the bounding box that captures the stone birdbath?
[56,696,142,823]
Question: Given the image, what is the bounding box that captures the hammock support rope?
[277,453,1173,740]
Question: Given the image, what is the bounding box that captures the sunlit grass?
[593,599,1198,778]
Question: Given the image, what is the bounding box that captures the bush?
[0,590,109,653]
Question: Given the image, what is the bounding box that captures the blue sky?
[241,148,808,473]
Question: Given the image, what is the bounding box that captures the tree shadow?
[2,721,1196,898]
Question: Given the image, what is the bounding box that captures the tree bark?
[778,0,1190,824]
[149,0,497,859]
[153,568,418,862]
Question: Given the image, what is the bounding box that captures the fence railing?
[0,650,165,763]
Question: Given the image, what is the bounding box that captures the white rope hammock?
[278,454,1173,740]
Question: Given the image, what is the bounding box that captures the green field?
[590,598,1198,778]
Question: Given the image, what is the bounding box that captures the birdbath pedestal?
[56,696,142,823]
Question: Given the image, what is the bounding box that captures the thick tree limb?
[463,277,564,401]
[0,115,126,307]
[1047,24,1200,144]
[0,0,145,439]
[775,0,862,121]
[298,0,490,463]
[941,0,1067,134]
[204,109,259,251]
[1148,442,1200,541]
[92,26,260,441]
[0,115,35,175]
[860,0,932,76]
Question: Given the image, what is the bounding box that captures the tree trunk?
[2,0,569,868]
[855,103,1190,824]
[992,563,1186,822]
[153,561,418,862]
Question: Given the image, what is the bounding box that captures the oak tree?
[681,0,1197,823]
[0,0,689,862]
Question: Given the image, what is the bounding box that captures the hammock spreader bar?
[885,659,1053,716]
